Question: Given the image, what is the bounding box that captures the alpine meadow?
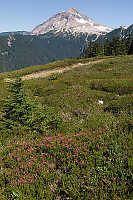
[0,7,133,200]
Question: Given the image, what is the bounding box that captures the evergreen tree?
[112,37,121,56]
[104,39,112,56]
[91,42,97,57]
[84,47,89,58]
[84,41,93,58]
[0,78,61,133]
[1,78,32,129]
[120,39,127,55]
[128,40,133,55]
[85,41,104,58]
[126,34,132,54]
[92,42,102,57]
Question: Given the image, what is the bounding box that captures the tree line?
[84,35,133,58]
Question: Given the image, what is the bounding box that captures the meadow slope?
[22,59,106,81]
[0,55,132,199]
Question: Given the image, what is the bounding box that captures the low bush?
[104,96,133,115]
[48,73,58,80]
[90,79,133,95]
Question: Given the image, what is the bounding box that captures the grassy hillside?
[0,55,132,199]
[0,56,107,81]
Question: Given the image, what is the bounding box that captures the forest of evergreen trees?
[84,35,133,58]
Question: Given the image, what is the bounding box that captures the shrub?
[1,78,32,129]
[104,96,133,115]
[48,73,58,80]
[90,79,133,95]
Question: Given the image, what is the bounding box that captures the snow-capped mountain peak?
[68,8,80,15]
[31,8,113,36]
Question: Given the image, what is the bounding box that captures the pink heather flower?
[17,177,23,183]
[39,142,44,146]
[60,137,65,140]
[82,146,88,151]
[6,171,12,175]
[45,144,51,147]
[75,149,79,153]
[29,161,33,166]
[29,177,34,183]
[17,157,21,161]
[112,177,116,181]
[11,180,16,185]
[64,143,69,147]
[46,137,52,141]
[107,162,110,165]
[67,138,72,142]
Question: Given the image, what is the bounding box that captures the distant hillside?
[0,31,30,36]
[0,31,97,73]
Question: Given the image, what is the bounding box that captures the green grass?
[0,56,109,81]
[19,55,133,132]
[0,55,133,199]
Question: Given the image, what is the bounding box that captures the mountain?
[31,8,113,36]
[1,8,114,73]
[97,25,133,44]
[1,8,133,73]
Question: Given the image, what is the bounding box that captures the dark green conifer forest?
[84,36,133,58]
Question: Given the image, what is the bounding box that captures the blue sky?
[0,0,133,32]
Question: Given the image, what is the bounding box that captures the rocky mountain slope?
[31,8,113,36]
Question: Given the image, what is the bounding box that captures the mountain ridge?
[0,31,30,37]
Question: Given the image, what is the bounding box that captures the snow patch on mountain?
[96,25,112,32]
[76,18,88,24]
[7,35,15,47]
